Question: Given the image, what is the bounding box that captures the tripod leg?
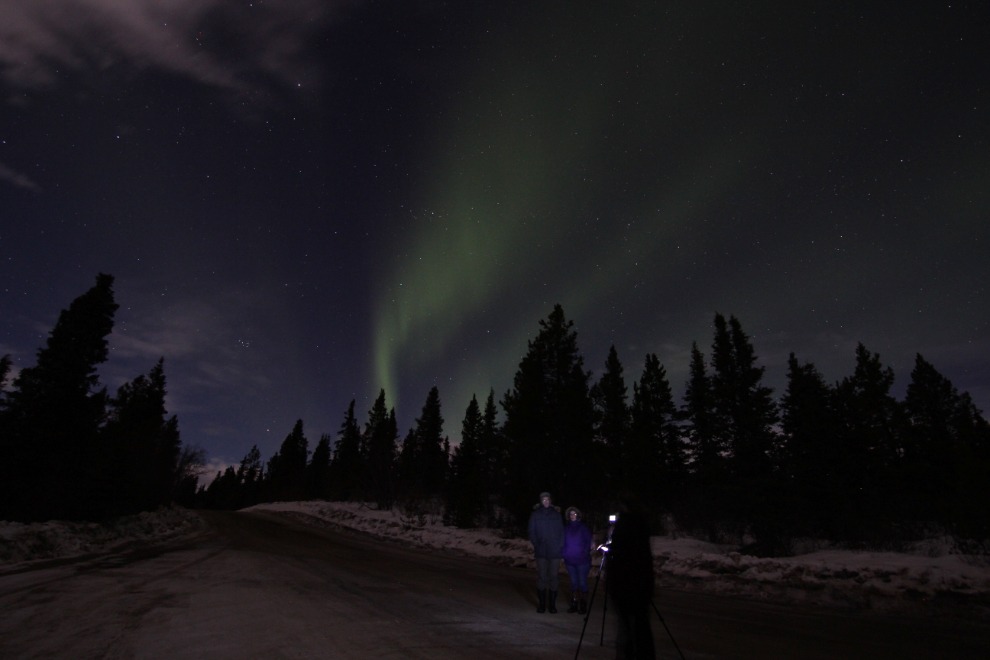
[651,599,687,660]
[599,561,609,646]
[573,553,606,660]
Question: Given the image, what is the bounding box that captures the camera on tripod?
[574,510,686,660]
[597,513,617,553]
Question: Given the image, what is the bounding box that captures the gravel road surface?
[1,510,987,659]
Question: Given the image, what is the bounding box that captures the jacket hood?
[533,503,562,512]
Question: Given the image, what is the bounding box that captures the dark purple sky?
[1,1,987,474]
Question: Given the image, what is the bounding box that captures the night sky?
[1,1,987,474]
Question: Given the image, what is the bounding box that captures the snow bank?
[0,506,204,567]
[652,542,990,613]
[245,501,536,567]
[248,501,990,616]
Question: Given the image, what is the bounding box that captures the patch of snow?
[245,501,537,568]
[0,506,204,567]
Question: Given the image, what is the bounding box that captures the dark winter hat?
[565,506,582,520]
[539,492,552,501]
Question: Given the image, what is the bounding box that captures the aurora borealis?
[1,1,987,470]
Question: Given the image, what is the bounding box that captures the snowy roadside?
[248,501,990,617]
[0,507,205,569]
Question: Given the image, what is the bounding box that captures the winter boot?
[548,590,558,613]
[579,592,587,614]
[567,593,579,613]
[536,589,546,613]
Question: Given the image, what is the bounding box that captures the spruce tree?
[903,354,959,523]
[726,315,780,548]
[501,305,595,529]
[0,354,14,514]
[329,400,363,500]
[364,390,398,509]
[682,342,718,468]
[396,427,418,497]
[307,434,333,500]
[709,315,739,457]
[101,358,182,516]
[949,391,990,538]
[629,354,682,508]
[0,273,118,521]
[833,343,902,539]
[445,394,484,527]
[590,345,630,487]
[414,386,448,497]
[0,354,11,407]
[237,445,263,507]
[780,353,842,537]
[267,420,309,501]
[726,316,779,478]
[477,389,503,525]
[681,341,724,540]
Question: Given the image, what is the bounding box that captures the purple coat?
[562,520,593,567]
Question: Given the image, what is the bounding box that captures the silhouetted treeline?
[0,274,202,523]
[198,304,990,551]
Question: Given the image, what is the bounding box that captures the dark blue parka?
[528,504,565,559]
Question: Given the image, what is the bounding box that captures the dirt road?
[1,510,987,659]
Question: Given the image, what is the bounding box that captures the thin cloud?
[0,160,40,190]
[199,455,235,486]
[0,0,352,92]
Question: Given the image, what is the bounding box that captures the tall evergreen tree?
[779,353,842,537]
[396,427,418,496]
[692,315,779,546]
[903,354,960,522]
[500,304,596,529]
[949,390,990,538]
[629,354,682,508]
[0,273,118,521]
[481,388,501,456]
[413,386,448,497]
[237,445,263,508]
[100,358,182,516]
[474,388,504,525]
[267,420,309,501]
[832,343,902,539]
[329,400,363,501]
[726,316,779,475]
[202,465,241,510]
[726,315,780,546]
[681,341,726,540]
[445,394,484,527]
[364,390,398,509]
[900,354,990,534]
[0,354,11,409]
[307,433,333,500]
[682,342,718,468]
[590,345,630,486]
[709,315,739,457]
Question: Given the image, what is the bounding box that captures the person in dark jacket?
[562,506,593,613]
[607,496,655,660]
[527,491,565,613]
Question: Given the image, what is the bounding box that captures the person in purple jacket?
[562,506,593,614]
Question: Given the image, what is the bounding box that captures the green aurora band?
[372,6,757,415]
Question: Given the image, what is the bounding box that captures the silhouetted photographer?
[607,496,655,660]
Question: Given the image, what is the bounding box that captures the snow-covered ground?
[248,501,990,616]
[0,506,204,568]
